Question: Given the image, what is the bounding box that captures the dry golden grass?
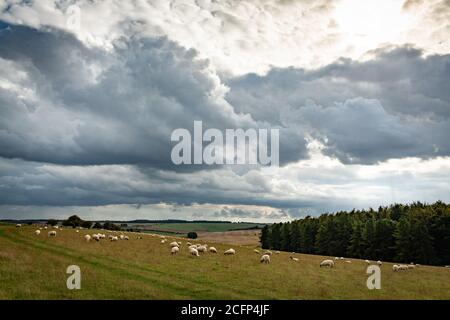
[0,224,449,300]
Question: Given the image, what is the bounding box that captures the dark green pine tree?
[260,225,271,249]
[348,220,364,258]
[394,216,413,263]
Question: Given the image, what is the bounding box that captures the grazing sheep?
[407,265,415,269]
[340,257,344,260]
[124,236,129,240]
[177,242,182,245]
[16,224,22,228]
[377,260,382,266]
[188,244,197,250]
[76,230,80,233]
[254,249,261,254]
[334,257,339,260]
[48,231,57,237]
[264,250,273,256]
[260,254,271,264]
[209,247,217,253]
[170,241,179,247]
[365,260,370,264]
[445,265,450,268]
[119,235,124,240]
[197,245,207,253]
[186,242,192,246]
[320,259,334,268]
[110,236,118,241]
[35,230,41,235]
[290,256,299,262]
[44,226,48,230]
[224,248,236,255]
[161,239,166,244]
[393,264,399,271]
[398,264,409,271]
[171,246,180,255]
[189,247,199,256]
[345,260,352,264]
[85,234,91,242]
[92,234,100,241]
[275,251,280,254]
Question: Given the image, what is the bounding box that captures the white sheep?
[161,239,166,244]
[209,247,217,253]
[48,231,57,237]
[345,260,352,264]
[275,251,280,254]
[334,257,339,260]
[92,234,100,241]
[264,250,273,256]
[119,235,124,240]
[260,254,270,264]
[398,264,408,271]
[85,234,91,242]
[365,259,370,264]
[407,264,415,269]
[377,260,382,265]
[186,242,192,246]
[177,241,182,245]
[124,236,129,240]
[171,246,180,255]
[111,236,118,241]
[44,226,48,230]
[16,224,22,228]
[224,248,236,255]
[76,230,80,233]
[290,256,299,262]
[320,259,334,268]
[254,249,261,254]
[197,245,207,253]
[189,247,199,256]
[35,230,41,235]
[340,257,344,260]
[393,264,399,271]
[170,241,179,247]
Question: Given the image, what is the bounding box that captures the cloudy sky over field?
[0,0,450,221]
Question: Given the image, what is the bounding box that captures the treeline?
[260,201,450,266]
[61,215,121,231]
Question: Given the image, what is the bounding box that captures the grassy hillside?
[0,224,449,299]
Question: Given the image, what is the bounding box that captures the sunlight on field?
[0,224,449,300]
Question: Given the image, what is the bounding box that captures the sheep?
[171,246,180,255]
[209,247,217,253]
[345,260,352,264]
[290,256,299,262]
[44,226,48,230]
[197,245,207,253]
[224,248,236,255]
[124,236,129,240]
[48,231,57,237]
[76,230,80,233]
[377,260,382,266]
[260,254,271,264]
[365,259,370,264]
[407,264,415,269]
[119,235,124,240]
[92,234,100,241]
[85,234,91,242]
[393,264,399,272]
[188,244,197,250]
[398,264,409,271]
[254,249,261,254]
[177,241,182,245]
[35,230,41,235]
[189,247,199,256]
[320,259,334,268]
[340,257,344,260]
[110,236,118,241]
[264,250,273,256]
[170,241,179,248]
[16,224,22,228]
[275,251,280,254]
[334,257,339,260]
[186,242,192,246]
[161,239,166,244]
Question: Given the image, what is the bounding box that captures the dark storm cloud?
[0,23,256,168]
[226,46,450,164]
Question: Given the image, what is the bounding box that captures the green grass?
[0,225,449,300]
[141,222,262,232]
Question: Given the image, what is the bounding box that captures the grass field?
[0,224,449,300]
[133,222,263,233]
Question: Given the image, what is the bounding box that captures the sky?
[0,0,449,222]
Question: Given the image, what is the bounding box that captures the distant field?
[131,222,263,233]
[0,224,449,299]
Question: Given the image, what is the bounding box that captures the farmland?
[0,224,449,300]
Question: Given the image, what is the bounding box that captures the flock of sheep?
[19,223,422,271]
